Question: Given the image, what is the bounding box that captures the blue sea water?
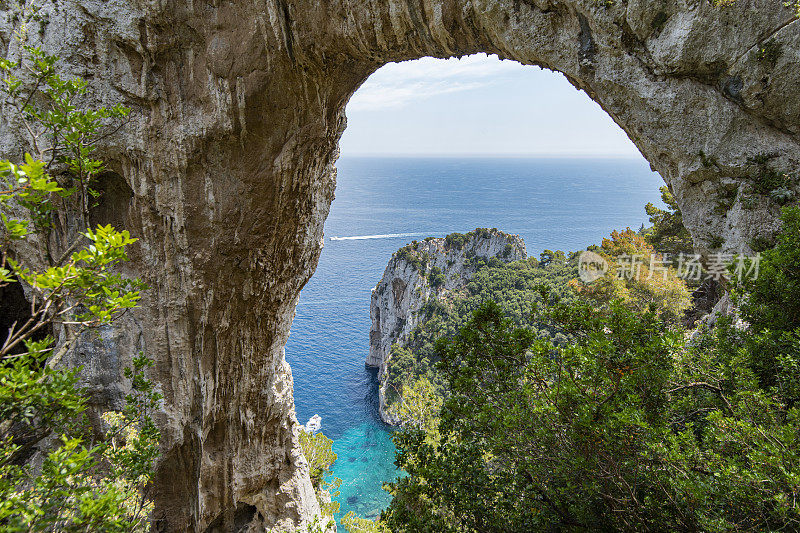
[284,156,666,522]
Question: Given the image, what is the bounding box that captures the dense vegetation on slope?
[383,255,579,409]
[380,207,800,532]
[383,214,691,416]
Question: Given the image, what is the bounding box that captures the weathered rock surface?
[368,230,526,423]
[0,0,798,531]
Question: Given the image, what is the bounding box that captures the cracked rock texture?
[367,230,526,424]
[0,0,798,531]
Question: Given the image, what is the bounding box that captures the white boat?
[304,414,322,433]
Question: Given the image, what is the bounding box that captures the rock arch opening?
[1,2,797,532]
[264,3,797,525]
[130,2,799,530]
[287,52,674,524]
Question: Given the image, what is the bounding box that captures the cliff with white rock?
[367,229,526,423]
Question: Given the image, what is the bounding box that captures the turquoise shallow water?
[330,422,399,519]
[284,156,666,523]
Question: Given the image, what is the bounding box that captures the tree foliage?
[0,43,160,531]
[383,207,800,532]
[341,511,391,533]
[299,429,341,528]
[387,378,442,435]
[300,430,338,489]
[572,227,691,323]
[385,224,692,416]
[643,186,694,258]
[732,206,800,404]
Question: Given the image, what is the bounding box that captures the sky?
[339,54,642,158]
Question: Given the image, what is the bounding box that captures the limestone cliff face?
[0,0,797,531]
[368,230,526,423]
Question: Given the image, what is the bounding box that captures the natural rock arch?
[0,1,798,531]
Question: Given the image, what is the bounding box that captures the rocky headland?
[367,229,526,423]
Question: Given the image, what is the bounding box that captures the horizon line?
[339,152,645,160]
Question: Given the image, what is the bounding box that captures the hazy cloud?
[347,54,528,112]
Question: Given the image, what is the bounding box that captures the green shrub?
[427,266,445,289]
[755,39,782,66]
[444,232,467,250]
[0,44,160,531]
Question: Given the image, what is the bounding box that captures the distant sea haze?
[285,156,666,522]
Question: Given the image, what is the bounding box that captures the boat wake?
[329,232,427,241]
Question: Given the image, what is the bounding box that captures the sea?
[284,156,666,522]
